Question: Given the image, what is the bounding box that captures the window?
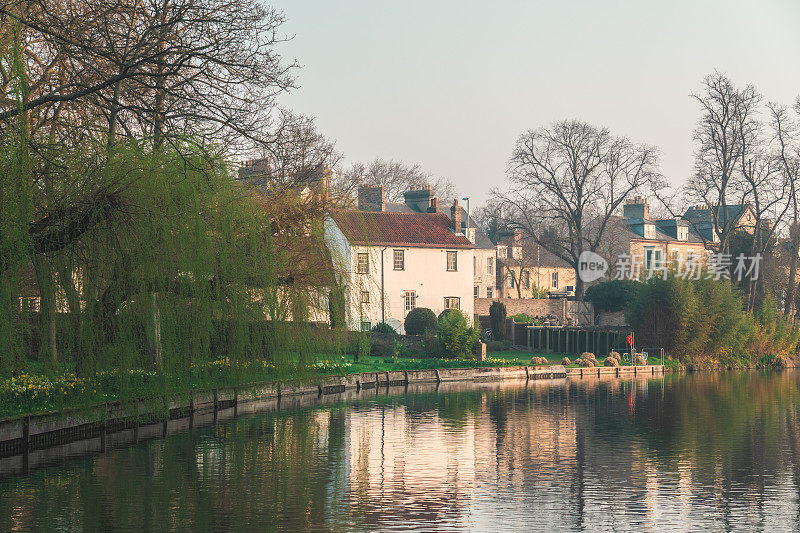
[473,256,477,276]
[645,249,653,270]
[404,291,416,312]
[523,271,530,289]
[551,271,559,289]
[444,297,461,310]
[672,250,679,263]
[446,251,457,271]
[487,257,494,275]
[360,321,371,332]
[357,253,369,274]
[393,249,404,270]
[361,291,370,304]
[508,275,515,288]
[678,226,688,241]
[474,286,479,298]
[644,224,655,239]
[486,287,494,298]
[497,246,507,259]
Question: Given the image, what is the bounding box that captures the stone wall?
[597,311,627,326]
[474,298,567,319]
[474,298,594,327]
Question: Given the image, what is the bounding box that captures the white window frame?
[444,297,461,310]
[360,321,371,332]
[486,287,494,298]
[404,291,416,312]
[357,253,369,274]
[446,250,457,272]
[393,249,404,271]
[474,286,479,298]
[487,257,494,275]
[551,271,559,289]
[361,290,369,304]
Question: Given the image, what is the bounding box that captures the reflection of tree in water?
[4,373,800,530]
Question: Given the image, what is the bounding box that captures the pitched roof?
[683,204,749,226]
[330,210,474,249]
[383,202,495,249]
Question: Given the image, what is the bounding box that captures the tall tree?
[686,73,760,254]
[496,119,660,297]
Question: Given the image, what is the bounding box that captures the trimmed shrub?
[604,357,619,367]
[405,307,438,336]
[561,357,571,366]
[489,301,507,340]
[372,322,398,335]
[530,356,548,365]
[437,309,479,358]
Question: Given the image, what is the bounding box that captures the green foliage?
[489,301,507,340]
[404,307,437,336]
[584,279,641,313]
[371,322,398,336]
[357,334,371,360]
[511,313,539,324]
[437,310,479,359]
[626,275,800,368]
[328,283,346,330]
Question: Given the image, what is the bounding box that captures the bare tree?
[337,157,456,204]
[686,73,760,254]
[770,102,800,316]
[496,119,661,298]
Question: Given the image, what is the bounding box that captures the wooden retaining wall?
[0,364,665,475]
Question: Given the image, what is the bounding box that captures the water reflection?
[2,372,800,531]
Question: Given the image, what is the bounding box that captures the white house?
[325,203,475,333]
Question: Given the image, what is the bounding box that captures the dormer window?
[678,226,688,241]
[644,224,655,239]
[497,246,507,259]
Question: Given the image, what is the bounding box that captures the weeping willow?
[1,136,343,398]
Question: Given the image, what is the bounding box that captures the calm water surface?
[2,371,800,531]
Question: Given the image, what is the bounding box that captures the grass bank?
[0,350,668,420]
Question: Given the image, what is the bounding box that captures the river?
[2,371,800,531]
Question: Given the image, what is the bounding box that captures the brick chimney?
[358,185,385,212]
[427,197,439,213]
[450,199,462,235]
[623,195,649,220]
[403,185,434,212]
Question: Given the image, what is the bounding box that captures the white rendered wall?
[324,218,476,333]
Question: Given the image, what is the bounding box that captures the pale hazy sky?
[270,0,800,205]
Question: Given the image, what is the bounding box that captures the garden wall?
[474,298,593,325]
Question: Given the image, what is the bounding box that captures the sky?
[269,0,800,206]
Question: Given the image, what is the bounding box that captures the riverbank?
[0,351,668,419]
[0,362,666,473]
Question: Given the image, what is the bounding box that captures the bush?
[369,337,395,357]
[511,313,538,324]
[437,309,479,358]
[372,322,398,335]
[584,279,641,313]
[404,307,438,336]
[489,301,507,340]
